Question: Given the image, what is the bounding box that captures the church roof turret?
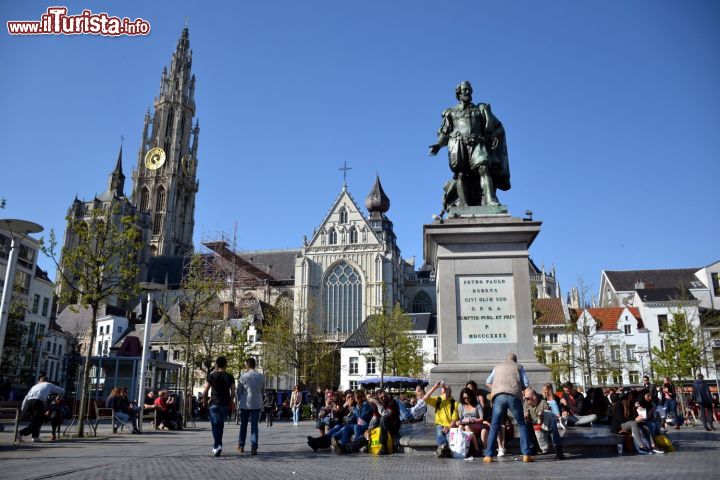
[106,143,125,199]
[365,174,390,216]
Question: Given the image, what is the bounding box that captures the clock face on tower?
[145,147,166,170]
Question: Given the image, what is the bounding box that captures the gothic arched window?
[153,213,163,236]
[412,291,433,313]
[139,188,150,212]
[349,227,358,244]
[155,186,166,212]
[323,262,363,334]
[328,228,337,245]
[339,207,348,224]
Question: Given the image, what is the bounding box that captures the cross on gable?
[339,160,352,187]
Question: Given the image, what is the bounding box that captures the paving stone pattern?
[0,421,718,479]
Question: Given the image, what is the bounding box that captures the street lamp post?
[136,282,164,428]
[0,219,43,364]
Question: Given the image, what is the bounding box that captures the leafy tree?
[0,293,29,381]
[651,306,704,382]
[41,203,142,437]
[261,301,332,389]
[366,302,424,389]
[161,253,225,425]
[223,320,256,378]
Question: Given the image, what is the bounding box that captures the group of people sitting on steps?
[305,352,714,460]
[306,387,404,455]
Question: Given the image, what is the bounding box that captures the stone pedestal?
[424,214,550,394]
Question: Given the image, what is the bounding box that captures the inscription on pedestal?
[456,274,517,344]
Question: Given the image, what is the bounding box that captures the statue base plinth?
[447,204,508,217]
[423,215,551,397]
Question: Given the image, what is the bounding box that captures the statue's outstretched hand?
[429,144,441,156]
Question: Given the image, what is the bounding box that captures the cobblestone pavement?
[0,421,718,480]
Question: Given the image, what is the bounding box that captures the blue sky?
[1,1,718,299]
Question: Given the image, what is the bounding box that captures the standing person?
[290,385,302,427]
[642,376,660,405]
[661,377,679,429]
[483,353,533,463]
[17,376,64,442]
[237,357,265,455]
[263,391,277,427]
[202,356,235,457]
[312,387,325,421]
[46,393,64,441]
[693,373,716,431]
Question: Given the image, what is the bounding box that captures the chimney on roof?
[222,301,235,320]
[635,281,645,289]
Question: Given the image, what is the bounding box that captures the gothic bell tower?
[131,26,199,257]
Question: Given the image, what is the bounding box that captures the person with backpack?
[423,380,459,458]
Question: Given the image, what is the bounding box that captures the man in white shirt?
[18,376,65,442]
[236,357,265,455]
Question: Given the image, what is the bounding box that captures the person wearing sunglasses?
[523,388,565,460]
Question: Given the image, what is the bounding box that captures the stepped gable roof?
[636,288,693,303]
[576,307,643,331]
[534,298,566,326]
[342,313,436,348]
[605,268,700,291]
[237,249,300,281]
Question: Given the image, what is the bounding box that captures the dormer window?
[339,207,348,224]
[624,324,632,335]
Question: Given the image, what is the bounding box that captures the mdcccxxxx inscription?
[456,274,517,344]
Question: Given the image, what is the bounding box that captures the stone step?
[398,423,624,455]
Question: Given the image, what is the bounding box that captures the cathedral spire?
[131,25,199,257]
[109,143,125,197]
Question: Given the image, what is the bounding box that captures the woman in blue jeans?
[202,357,236,457]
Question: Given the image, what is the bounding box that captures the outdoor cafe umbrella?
[358,377,428,389]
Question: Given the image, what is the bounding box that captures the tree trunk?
[76,304,99,437]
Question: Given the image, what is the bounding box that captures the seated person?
[363,389,400,455]
[453,387,489,457]
[399,385,427,422]
[143,391,157,413]
[332,390,373,454]
[153,390,172,429]
[316,391,344,434]
[610,390,663,454]
[589,387,611,425]
[306,391,355,451]
[560,382,597,426]
[423,381,460,458]
[637,390,660,438]
[523,388,564,459]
